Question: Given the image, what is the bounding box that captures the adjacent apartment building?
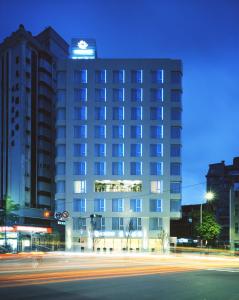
[207,157,239,249]
[0,25,68,251]
[55,39,183,251]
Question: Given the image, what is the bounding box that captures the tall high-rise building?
[0,25,68,251]
[56,39,182,251]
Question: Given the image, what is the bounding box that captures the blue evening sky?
[1,0,239,204]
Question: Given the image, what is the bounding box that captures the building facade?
[56,40,183,251]
[206,157,239,247]
[0,25,68,251]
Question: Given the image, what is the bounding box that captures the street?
[0,252,239,299]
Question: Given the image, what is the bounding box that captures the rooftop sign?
[70,38,96,59]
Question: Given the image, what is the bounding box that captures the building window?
[57,90,66,105]
[94,125,106,138]
[112,198,124,212]
[112,162,124,175]
[131,70,142,83]
[55,199,65,212]
[95,88,106,102]
[131,218,142,230]
[150,162,163,176]
[113,88,124,102]
[130,144,142,157]
[73,198,86,212]
[150,126,163,139]
[171,108,181,121]
[57,71,66,86]
[57,144,66,157]
[112,144,124,157]
[95,180,142,193]
[170,182,181,193]
[171,90,182,102]
[94,198,105,212]
[95,107,106,120]
[95,70,106,83]
[131,125,142,138]
[95,144,106,157]
[151,70,164,83]
[150,107,163,120]
[74,88,87,102]
[56,181,65,193]
[74,125,87,138]
[112,217,124,230]
[95,217,105,231]
[151,181,163,193]
[150,199,162,212]
[130,162,142,175]
[130,199,142,212]
[94,162,106,175]
[73,217,86,230]
[112,125,124,138]
[74,70,87,83]
[170,163,181,176]
[113,70,124,83]
[171,71,182,84]
[131,107,142,120]
[150,88,163,102]
[112,107,124,120]
[56,162,65,175]
[74,180,86,193]
[73,162,86,175]
[150,144,162,157]
[74,107,87,120]
[170,144,181,157]
[131,88,142,102]
[73,144,86,157]
[170,199,181,212]
[171,126,181,139]
[149,218,162,230]
[57,126,66,139]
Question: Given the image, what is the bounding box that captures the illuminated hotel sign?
[71,38,96,59]
[0,226,52,233]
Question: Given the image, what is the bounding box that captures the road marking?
[207,268,239,273]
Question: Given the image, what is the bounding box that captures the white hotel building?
[55,40,182,251]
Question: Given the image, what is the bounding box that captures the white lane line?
[207,268,239,273]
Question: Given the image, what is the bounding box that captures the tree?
[196,213,221,246]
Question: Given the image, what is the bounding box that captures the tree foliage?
[196,213,221,242]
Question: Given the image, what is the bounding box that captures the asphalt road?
[0,253,239,300]
[0,270,239,300]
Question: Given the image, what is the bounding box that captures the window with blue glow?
[74,88,87,102]
[56,163,65,175]
[150,107,163,120]
[130,125,142,138]
[130,162,142,175]
[112,144,124,157]
[151,69,164,84]
[130,144,142,157]
[94,198,105,212]
[170,163,181,176]
[95,88,106,102]
[170,144,181,157]
[130,199,142,212]
[73,162,86,175]
[113,88,124,102]
[74,125,87,138]
[112,217,124,230]
[131,88,142,102]
[94,125,106,138]
[73,198,86,212]
[113,70,125,83]
[74,106,87,120]
[171,126,181,139]
[150,88,163,102]
[112,162,124,175]
[131,70,142,83]
[150,144,162,157]
[150,126,163,139]
[73,144,87,157]
[95,107,106,120]
[94,144,106,157]
[112,198,124,212]
[150,162,163,176]
[150,199,162,212]
[131,217,142,230]
[74,70,87,83]
[94,162,106,175]
[95,70,106,83]
[112,107,124,120]
[170,182,181,193]
[112,125,124,138]
[131,107,142,120]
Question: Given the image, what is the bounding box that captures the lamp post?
[200,191,215,247]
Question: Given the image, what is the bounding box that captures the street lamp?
[199,191,215,247]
